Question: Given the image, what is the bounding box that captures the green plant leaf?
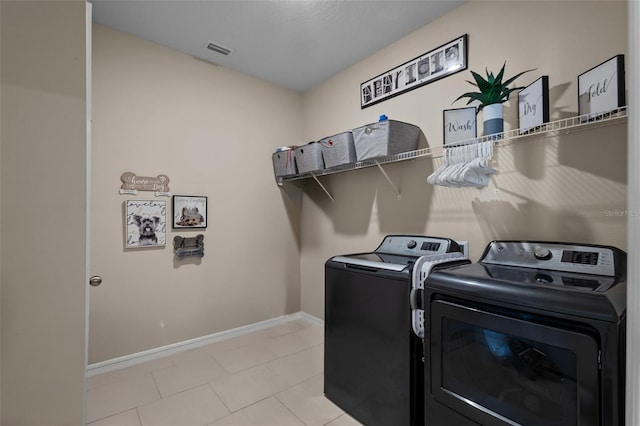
[500,86,526,101]
[454,91,489,105]
[470,71,491,93]
[486,68,495,85]
[454,62,537,107]
[493,62,506,87]
[454,91,478,103]
[502,68,536,87]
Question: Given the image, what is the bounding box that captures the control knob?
[533,247,552,260]
[407,240,417,249]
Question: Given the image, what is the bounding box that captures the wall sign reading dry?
[120,172,171,196]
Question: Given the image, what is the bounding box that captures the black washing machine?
[324,235,467,426]
[421,241,626,426]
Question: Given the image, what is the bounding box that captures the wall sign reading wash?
[443,106,477,145]
[360,35,467,109]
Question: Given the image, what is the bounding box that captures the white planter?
[483,103,504,136]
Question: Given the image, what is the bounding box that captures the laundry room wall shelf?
[277,106,626,200]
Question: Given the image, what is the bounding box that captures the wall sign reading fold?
[578,54,625,122]
[360,34,468,109]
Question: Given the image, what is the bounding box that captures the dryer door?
[426,299,599,426]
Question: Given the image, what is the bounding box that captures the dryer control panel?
[481,241,620,277]
[376,235,460,256]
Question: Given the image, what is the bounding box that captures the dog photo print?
[125,200,167,248]
[172,195,207,229]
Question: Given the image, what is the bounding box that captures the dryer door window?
[428,300,599,426]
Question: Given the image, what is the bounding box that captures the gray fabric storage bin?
[319,131,356,168]
[353,120,420,160]
[272,149,297,177]
[295,142,324,173]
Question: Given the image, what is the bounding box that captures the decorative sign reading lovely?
[120,172,170,194]
[443,107,477,145]
[518,76,549,134]
[578,54,625,122]
[124,200,167,249]
[360,35,468,109]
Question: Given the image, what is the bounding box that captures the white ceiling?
[89,0,465,92]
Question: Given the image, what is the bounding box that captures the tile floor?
[85,318,362,426]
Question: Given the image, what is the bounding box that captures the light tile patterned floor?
[86,319,362,426]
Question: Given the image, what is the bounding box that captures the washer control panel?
[482,241,617,276]
[376,235,459,256]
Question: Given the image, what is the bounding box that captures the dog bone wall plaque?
[174,235,205,259]
[120,172,171,196]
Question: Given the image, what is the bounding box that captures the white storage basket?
[353,120,420,160]
[295,142,325,173]
[272,149,297,177]
[319,131,356,168]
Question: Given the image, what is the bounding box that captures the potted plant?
[454,62,535,136]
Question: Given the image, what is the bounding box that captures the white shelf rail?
[276,106,627,199]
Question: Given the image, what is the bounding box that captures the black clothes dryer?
[421,241,626,426]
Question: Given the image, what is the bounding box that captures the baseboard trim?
[86,311,323,377]
[298,311,324,325]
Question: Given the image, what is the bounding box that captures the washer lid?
[329,235,463,272]
[330,253,414,272]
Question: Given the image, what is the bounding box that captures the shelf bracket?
[375,161,401,200]
[311,174,334,202]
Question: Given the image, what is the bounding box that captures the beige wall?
[299,0,629,319]
[1,1,87,424]
[0,0,632,422]
[89,24,303,363]
[0,1,3,420]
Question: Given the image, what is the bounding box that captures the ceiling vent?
[206,41,231,56]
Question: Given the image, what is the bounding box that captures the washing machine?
[420,240,626,426]
[324,235,468,426]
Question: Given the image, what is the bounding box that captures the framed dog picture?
[124,200,167,249]
[172,195,207,229]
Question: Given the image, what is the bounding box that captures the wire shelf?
[276,106,627,187]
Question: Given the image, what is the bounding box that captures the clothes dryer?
[420,241,626,426]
